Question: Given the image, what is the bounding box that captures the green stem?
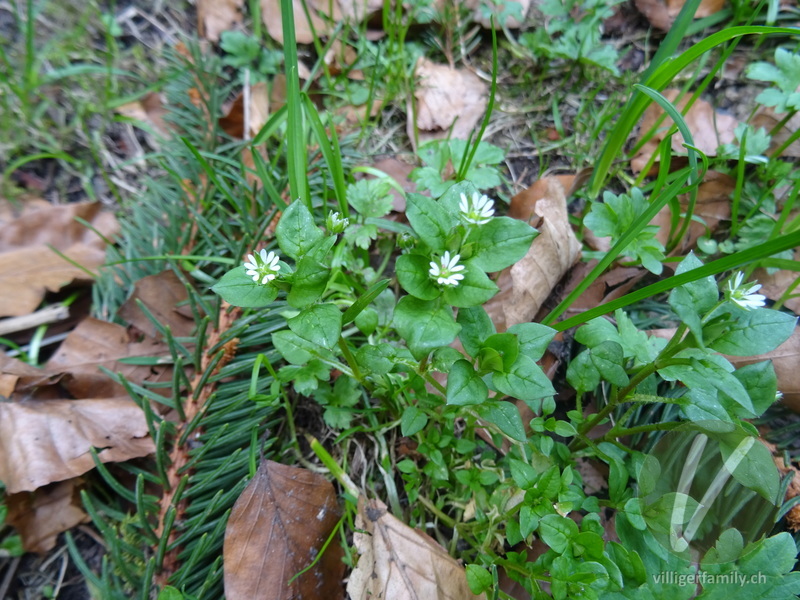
[338,337,362,381]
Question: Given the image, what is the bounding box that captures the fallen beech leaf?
[117,271,196,339]
[466,0,532,28]
[219,82,271,139]
[44,317,172,399]
[632,90,738,174]
[557,263,645,318]
[752,108,800,158]
[0,201,118,317]
[223,460,344,600]
[485,176,581,331]
[347,497,486,600]
[0,351,53,398]
[634,0,724,31]
[337,0,382,21]
[0,397,154,493]
[197,0,243,42]
[753,257,800,315]
[5,479,89,553]
[0,200,117,253]
[409,57,488,148]
[115,92,170,138]
[651,170,734,254]
[261,0,334,44]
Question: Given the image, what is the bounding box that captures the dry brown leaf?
[0,397,154,493]
[753,256,800,315]
[0,200,117,253]
[466,0,532,27]
[219,82,271,139]
[197,0,244,42]
[115,92,171,138]
[0,201,118,317]
[752,108,800,158]
[369,156,418,212]
[44,317,172,399]
[5,479,89,553]
[631,90,738,174]
[409,57,488,148]
[347,497,486,600]
[337,0,383,21]
[223,460,344,600]
[325,39,364,79]
[262,0,333,44]
[651,170,734,254]
[0,351,54,398]
[634,0,724,30]
[485,177,581,331]
[117,271,196,339]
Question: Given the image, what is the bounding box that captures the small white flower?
[429,251,466,287]
[727,271,766,310]
[459,192,495,225]
[244,249,281,285]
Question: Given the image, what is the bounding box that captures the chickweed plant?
[46,0,800,598]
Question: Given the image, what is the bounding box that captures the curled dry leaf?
[219,82,271,139]
[5,479,89,553]
[631,90,738,174]
[223,460,344,600]
[0,397,154,494]
[117,270,196,339]
[337,0,383,21]
[409,57,488,148]
[0,201,118,317]
[347,497,486,600]
[634,0,724,31]
[485,176,581,331]
[197,0,244,42]
[44,317,172,399]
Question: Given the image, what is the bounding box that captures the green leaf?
[538,514,579,554]
[393,296,460,359]
[396,254,441,300]
[405,193,456,251]
[446,360,489,406]
[509,459,538,489]
[288,303,342,349]
[354,307,378,335]
[507,322,556,360]
[342,278,391,324]
[442,261,499,308]
[574,317,621,349]
[477,400,526,442]
[481,333,519,372]
[719,434,780,503]
[272,330,330,365]
[566,350,600,394]
[276,199,324,260]
[669,253,719,343]
[733,361,777,418]
[493,354,555,401]
[519,505,539,538]
[590,341,629,387]
[355,343,395,375]
[401,406,428,436]
[467,217,538,272]
[212,266,278,308]
[287,236,335,308]
[709,308,796,356]
[346,178,394,218]
[157,586,185,600]
[457,306,495,357]
[465,565,493,595]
